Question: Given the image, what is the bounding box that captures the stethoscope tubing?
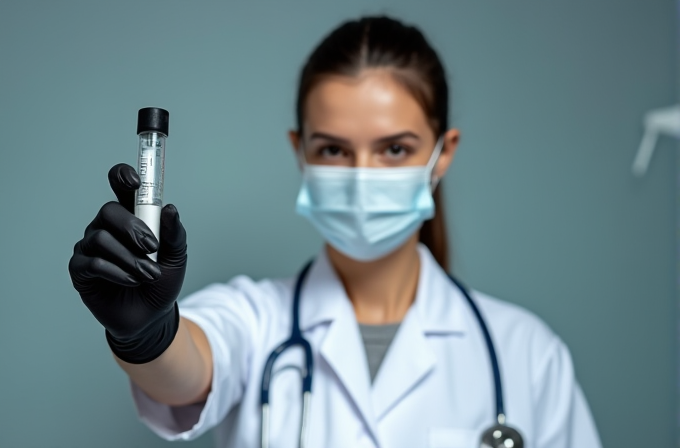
[260,261,314,448]
[260,261,513,447]
[447,275,506,423]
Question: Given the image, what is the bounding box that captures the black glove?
[68,163,187,364]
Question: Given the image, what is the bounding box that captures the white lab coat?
[131,244,601,448]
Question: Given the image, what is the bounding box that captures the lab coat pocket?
[428,427,477,448]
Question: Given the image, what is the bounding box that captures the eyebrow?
[309,131,422,145]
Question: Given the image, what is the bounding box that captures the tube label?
[136,134,164,207]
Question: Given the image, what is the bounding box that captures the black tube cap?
[137,107,169,136]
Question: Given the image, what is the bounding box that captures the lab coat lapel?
[299,251,379,442]
[319,303,378,440]
[370,304,436,421]
[371,244,468,422]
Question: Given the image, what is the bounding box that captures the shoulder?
[471,292,601,445]
[178,275,295,329]
[471,290,570,380]
[180,275,294,306]
[472,290,557,341]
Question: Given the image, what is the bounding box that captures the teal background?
[0,1,676,447]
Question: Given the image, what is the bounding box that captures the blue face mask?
[295,137,444,261]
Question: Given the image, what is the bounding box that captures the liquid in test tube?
[135,107,169,261]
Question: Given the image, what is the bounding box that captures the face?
[289,69,460,178]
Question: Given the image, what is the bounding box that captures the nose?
[354,147,374,168]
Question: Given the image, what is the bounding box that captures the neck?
[326,235,421,325]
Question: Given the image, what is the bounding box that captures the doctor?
[68,15,601,448]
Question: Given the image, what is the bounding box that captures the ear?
[288,129,301,153]
[434,128,460,180]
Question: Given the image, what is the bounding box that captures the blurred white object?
[632,104,680,176]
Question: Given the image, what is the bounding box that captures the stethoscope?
[260,261,524,448]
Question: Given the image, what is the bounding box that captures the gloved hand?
[68,163,187,364]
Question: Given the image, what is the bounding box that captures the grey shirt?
[358,322,401,383]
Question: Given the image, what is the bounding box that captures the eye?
[383,144,410,160]
[318,145,345,159]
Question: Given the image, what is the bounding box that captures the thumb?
[157,204,187,268]
[108,163,140,213]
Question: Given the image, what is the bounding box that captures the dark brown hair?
[295,16,450,271]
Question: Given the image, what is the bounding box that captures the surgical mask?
[295,137,444,261]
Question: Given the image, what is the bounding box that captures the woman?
[69,15,601,448]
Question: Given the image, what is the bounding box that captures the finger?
[157,204,187,267]
[87,201,158,255]
[79,230,161,282]
[69,250,141,287]
[108,163,140,213]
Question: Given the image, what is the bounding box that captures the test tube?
[135,107,169,261]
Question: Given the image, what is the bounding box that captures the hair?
[295,15,451,271]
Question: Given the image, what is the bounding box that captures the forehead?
[302,69,431,139]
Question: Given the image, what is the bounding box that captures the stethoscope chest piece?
[480,423,524,448]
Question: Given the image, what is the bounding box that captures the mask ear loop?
[296,139,309,170]
[427,136,445,192]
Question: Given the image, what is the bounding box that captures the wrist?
[106,302,180,364]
